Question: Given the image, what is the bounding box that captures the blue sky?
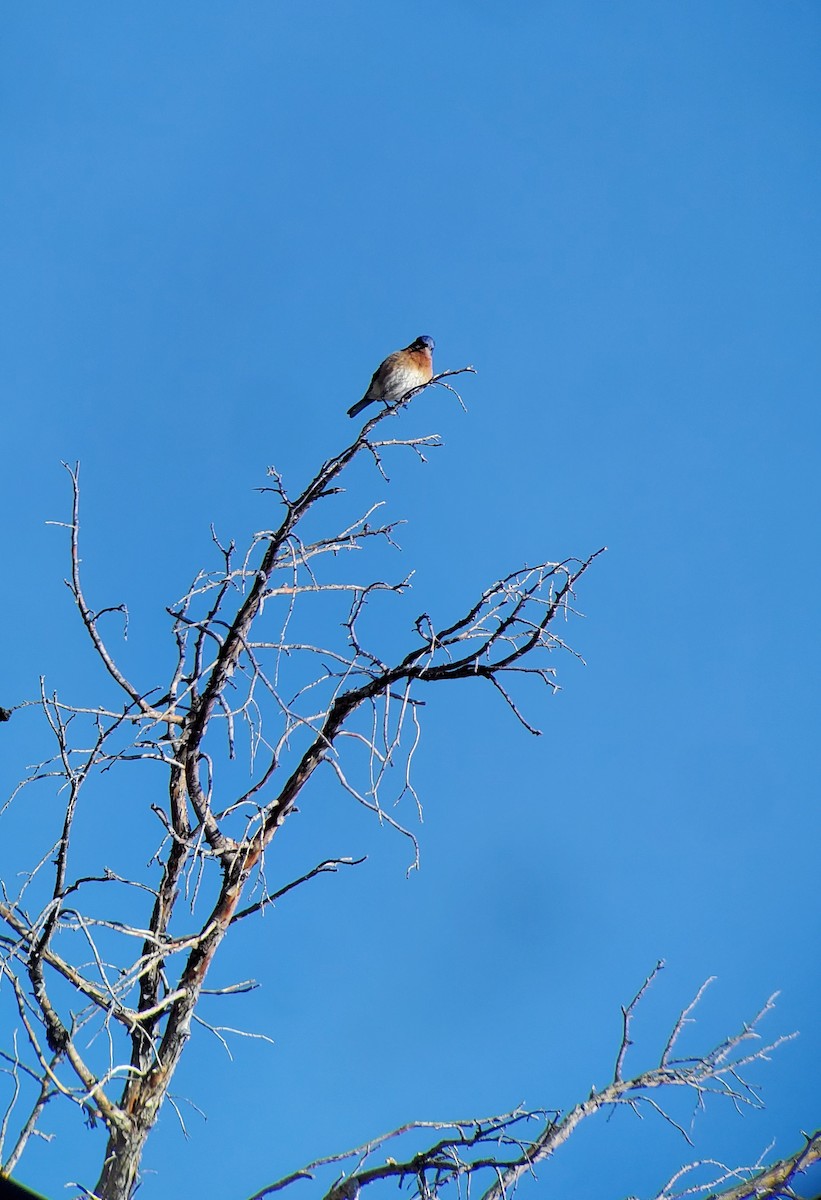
[1,3,820,1198]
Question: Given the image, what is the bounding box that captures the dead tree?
[0,374,814,1200]
[0,369,599,1197]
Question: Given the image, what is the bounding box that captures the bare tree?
[0,374,816,1200]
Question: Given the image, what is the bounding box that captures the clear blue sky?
[1,4,819,1198]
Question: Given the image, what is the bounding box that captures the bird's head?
[412,335,435,353]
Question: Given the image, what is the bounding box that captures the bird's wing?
[362,352,397,401]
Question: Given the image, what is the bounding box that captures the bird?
[347,335,435,419]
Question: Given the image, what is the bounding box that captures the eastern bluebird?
[347,335,435,419]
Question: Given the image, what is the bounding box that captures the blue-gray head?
[411,335,435,353]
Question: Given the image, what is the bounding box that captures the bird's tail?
[347,396,375,419]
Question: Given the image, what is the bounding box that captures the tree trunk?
[93,1122,150,1200]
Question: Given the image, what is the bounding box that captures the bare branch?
[231,857,367,924]
[248,977,798,1200]
[615,959,666,1081]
